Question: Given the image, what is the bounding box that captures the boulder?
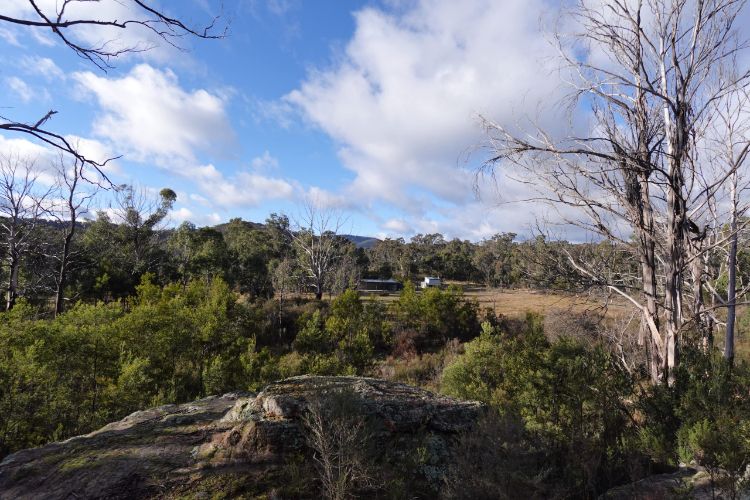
[0,376,484,499]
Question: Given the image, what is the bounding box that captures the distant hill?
[341,234,381,249]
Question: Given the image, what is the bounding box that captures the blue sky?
[0,0,568,240]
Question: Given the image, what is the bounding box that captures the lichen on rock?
[0,376,484,499]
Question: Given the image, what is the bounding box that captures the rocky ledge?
[0,376,484,499]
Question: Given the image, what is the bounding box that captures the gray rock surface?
[0,376,484,499]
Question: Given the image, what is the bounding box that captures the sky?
[0,0,571,241]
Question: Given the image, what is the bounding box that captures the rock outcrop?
[0,376,484,499]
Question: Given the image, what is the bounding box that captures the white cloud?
[250,150,280,171]
[304,186,354,210]
[0,27,20,46]
[272,0,580,240]
[286,0,565,218]
[5,76,35,103]
[0,135,50,160]
[187,163,294,208]
[21,56,65,81]
[64,135,121,176]
[73,64,235,166]
[171,206,222,226]
[0,134,122,189]
[0,0,182,62]
[190,193,212,206]
[382,218,413,235]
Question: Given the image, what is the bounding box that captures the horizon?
[0,0,583,242]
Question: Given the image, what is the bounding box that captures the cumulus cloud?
[5,76,35,103]
[64,135,121,176]
[73,64,235,166]
[0,133,122,189]
[250,150,280,171]
[20,56,65,81]
[286,0,564,211]
[382,218,413,235]
[171,206,222,226]
[186,163,294,208]
[304,186,355,210]
[0,134,53,160]
[70,64,293,210]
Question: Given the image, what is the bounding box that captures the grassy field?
[362,284,633,320]
[461,286,632,318]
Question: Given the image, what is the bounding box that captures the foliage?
[391,282,480,351]
[441,315,636,496]
[0,276,255,456]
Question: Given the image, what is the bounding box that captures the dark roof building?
[358,278,403,292]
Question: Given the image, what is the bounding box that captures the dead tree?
[701,87,750,364]
[480,0,750,383]
[288,199,347,300]
[50,154,98,316]
[0,1,226,178]
[0,153,49,310]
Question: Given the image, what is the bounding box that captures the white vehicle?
[421,277,441,289]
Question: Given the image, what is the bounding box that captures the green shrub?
[390,282,480,352]
[441,313,635,496]
[678,418,750,498]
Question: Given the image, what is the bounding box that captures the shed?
[359,278,403,292]
[421,277,441,289]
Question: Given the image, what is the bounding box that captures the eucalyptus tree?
[0,153,50,310]
[701,86,750,363]
[480,0,750,383]
[288,199,348,300]
[50,154,98,315]
[113,185,176,278]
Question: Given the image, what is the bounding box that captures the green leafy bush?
[441,313,636,496]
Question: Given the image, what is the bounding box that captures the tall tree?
[472,233,516,286]
[50,154,98,315]
[113,185,176,278]
[703,88,750,363]
[0,153,49,310]
[480,0,750,383]
[288,199,347,300]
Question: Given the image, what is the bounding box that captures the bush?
[441,313,636,496]
[0,276,259,457]
[390,283,480,352]
[678,418,750,499]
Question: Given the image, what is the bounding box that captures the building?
[358,278,403,293]
[421,277,441,289]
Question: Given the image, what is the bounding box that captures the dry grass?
[464,287,631,319]
[361,283,633,320]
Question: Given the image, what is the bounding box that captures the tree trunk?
[663,158,686,385]
[725,176,739,364]
[725,229,737,364]
[55,228,74,316]
[637,181,662,383]
[689,245,708,346]
[6,251,18,311]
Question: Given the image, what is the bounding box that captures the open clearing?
[362,284,634,320]
[461,287,632,318]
